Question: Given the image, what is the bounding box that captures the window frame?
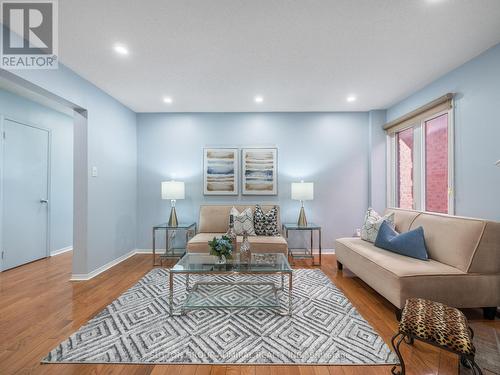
[386,108,454,214]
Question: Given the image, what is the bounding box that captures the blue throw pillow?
[374,221,429,261]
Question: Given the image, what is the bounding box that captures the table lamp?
[291,181,314,227]
[161,180,185,227]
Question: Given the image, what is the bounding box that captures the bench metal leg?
[461,356,483,375]
[391,331,407,375]
[471,360,483,375]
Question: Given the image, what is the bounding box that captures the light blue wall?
[11,64,137,274]
[137,112,369,250]
[368,110,387,214]
[387,43,500,221]
[0,89,73,253]
[9,34,498,274]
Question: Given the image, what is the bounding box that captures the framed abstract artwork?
[203,148,239,195]
[241,148,278,195]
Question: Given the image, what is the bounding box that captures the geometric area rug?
[43,269,398,365]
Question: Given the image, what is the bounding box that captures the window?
[386,94,454,214]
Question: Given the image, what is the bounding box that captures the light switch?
[91,166,98,177]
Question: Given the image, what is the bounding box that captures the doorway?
[0,69,87,277]
[2,119,50,270]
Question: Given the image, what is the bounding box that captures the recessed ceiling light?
[346,95,357,103]
[163,96,173,104]
[254,96,263,103]
[113,43,129,56]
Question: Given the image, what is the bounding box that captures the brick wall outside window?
[425,114,448,213]
[397,128,414,210]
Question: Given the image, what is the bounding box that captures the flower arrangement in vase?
[208,235,233,264]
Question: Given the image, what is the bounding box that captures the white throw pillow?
[230,207,256,236]
[360,208,395,243]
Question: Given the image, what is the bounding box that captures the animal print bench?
[391,298,482,375]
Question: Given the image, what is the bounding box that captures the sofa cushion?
[334,237,478,308]
[337,238,500,308]
[409,213,485,272]
[385,208,420,233]
[187,233,287,254]
[336,238,462,278]
[468,221,500,274]
[386,209,500,274]
[242,235,288,254]
[375,221,428,261]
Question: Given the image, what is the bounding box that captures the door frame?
[0,115,52,271]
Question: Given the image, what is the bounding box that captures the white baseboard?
[50,246,73,256]
[70,247,336,281]
[70,249,137,281]
[135,249,153,254]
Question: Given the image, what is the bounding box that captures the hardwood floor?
[0,252,498,375]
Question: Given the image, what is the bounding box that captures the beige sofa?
[187,205,288,254]
[335,208,500,320]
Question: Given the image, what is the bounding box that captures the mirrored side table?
[152,222,196,266]
[282,223,322,266]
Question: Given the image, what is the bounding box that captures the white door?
[2,119,49,270]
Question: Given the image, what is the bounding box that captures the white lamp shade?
[161,181,185,200]
[291,182,314,201]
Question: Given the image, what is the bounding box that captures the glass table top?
[153,222,196,229]
[282,223,321,230]
[171,253,292,274]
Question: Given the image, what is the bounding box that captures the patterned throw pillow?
[253,205,280,236]
[230,207,256,236]
[360,208,395,243]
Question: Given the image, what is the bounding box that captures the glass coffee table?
[169,253,293,316]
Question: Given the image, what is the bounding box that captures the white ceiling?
[58,0,500,112]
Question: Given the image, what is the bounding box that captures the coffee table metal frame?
[168,253,293,316]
